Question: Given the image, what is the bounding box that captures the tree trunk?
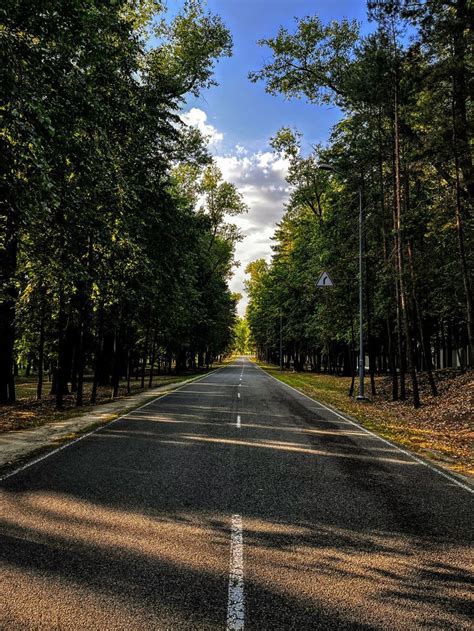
[141,323,150,389]
[111,318,126,399]
[386,318,398,400]
[378,113,399,401]
[55,285,68,409]
[451,0,474,201]
[70,341,78,393]
[126,347,132,394]
[447,322,453,368]
[148,329,157,388]
[366,257,377,397]
[91,306,104,404]
[76,234,93,407]
[393,81,420,407]
[36,286,46,400]
[435,326,441,370]
[348,317,356,397]
[451,81,473,366]
[111,332,120,399]
[0,193,17,403]
[407,240,437,396]
[75,321,86,407]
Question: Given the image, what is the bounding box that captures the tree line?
[1,0,245,408]
[246,0,472,407]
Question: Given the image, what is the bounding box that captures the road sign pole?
[317,163,366,401]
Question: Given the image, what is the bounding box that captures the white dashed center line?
[226,514,245,631]
[236,415,241,429]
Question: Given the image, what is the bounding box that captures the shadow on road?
[0,361,472,629]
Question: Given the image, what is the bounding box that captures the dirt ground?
[0,373,200,433]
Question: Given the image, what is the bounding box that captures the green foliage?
[249,15,359,105]
[247,1,473,397]
[152,0,232,97]
[232,317,252,355]
[0,0,239,405]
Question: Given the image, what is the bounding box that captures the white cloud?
[215,151,290,228]
[229,225,276,311]
[181,107,223,146]
[181,108,291,315]
[215,150,290,315]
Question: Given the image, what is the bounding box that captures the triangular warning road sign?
[316,271,334,287]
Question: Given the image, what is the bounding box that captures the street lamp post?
[279,311,283,372]
[318,164,366,400]
[357,187,366,400]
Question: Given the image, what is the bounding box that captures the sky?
[176,0,371,315]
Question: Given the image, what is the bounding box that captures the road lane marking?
[236,415,241,429]
[238,393,241,399]
[0,430,101,483]
[255,363,474,495]
[226,514,245,631]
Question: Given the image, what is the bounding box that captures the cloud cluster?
[182,107,290,314]
[215,151,289,227]
[181,108,223,146]
[215,150,290,312]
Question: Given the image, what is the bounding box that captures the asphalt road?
[0,357,472,630]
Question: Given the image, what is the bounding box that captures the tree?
[233,317,251,355]
[247,2,472,406]
[1,0,240,409]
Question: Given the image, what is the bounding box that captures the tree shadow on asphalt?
[0,496,471,630]
[0,390,472,629]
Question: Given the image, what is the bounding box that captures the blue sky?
[172,0,372,313]
[186,0,370,152]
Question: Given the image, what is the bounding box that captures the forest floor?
[257,362,473,478]
[0,367,223,434]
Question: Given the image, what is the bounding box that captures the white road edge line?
[255,363,474,495]
[226,514,245,631]
[236,415,241,429]
[0,364,230,483]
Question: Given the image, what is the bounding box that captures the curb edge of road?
[0,364,229,483]
[253,361,474,495]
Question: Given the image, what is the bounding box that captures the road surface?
[1,357,472,629]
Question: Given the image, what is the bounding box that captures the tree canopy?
[247,0,473,407]
[1,0,243,407]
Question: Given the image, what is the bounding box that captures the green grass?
[15,372,194,400]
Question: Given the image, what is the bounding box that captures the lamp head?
[318,163,335,172]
